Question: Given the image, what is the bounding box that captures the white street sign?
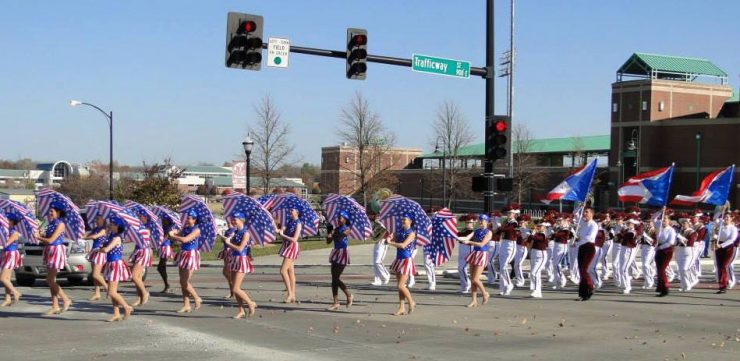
[267,37,290,68]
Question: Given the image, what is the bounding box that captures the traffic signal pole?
[484,0,496,213]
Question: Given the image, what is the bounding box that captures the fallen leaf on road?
[521,318,528,325]
[558,319,566,327]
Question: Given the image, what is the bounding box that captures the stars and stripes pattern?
[85,201,147,247]
[179,195,217,252]
[389,257,416,276]
[229,255,254,273]
[222,193,276,245]
[0,200,39,244]
[378,195,432,246]
[175,249,201,270]
[104,260,132,282]
[42,244,67,271]
[278,240,300,259]
[328,248,350,265]
[429,208,458,266]
[270,193,319,237]
[322,194,372,241]
[125,200,164,247]
[35,189,85,240]
[257,193,280,210]
[0,212,8,244]
[151,205,183,231]
[0,249,22,270]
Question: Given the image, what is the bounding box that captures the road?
[1,244,738,361]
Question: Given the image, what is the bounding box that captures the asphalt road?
[1,244,738,361]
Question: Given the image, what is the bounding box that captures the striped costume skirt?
[229,255,254,274]
[0,250,22,270]
[129,248,153,268]
[465,250,490,267]
[390,257,416,276]
[42,244,67,271]
[279,240,300,260]
[175,250,200,271]
[329,248,350,265]
[158,244,175,260]
[104,260,132,282]
[86,250,107,266]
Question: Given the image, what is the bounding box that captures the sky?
[1,0,738,167]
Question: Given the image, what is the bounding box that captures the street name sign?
[267,37,290,68]
[411,54,470,79]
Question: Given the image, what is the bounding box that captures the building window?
[345,156,350,163]
[658,101,665,111]
[641,101,647,111]
[612,103,618,113]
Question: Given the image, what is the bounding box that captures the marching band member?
[550,215,572,289]
[496,205,521,296]
[690,213,707,283]
[714,212,738,294]
[485,211,502,286]
[458,214,492,307]
[222,212,257,318]
[156,215,176,293]
[598,211,615,281]
[388,214,417,316]
[528,221,550,298]
[101,216,134,322]
[676,217,698,292]
[82,215,107,301]
[513,214,531,288]
[169,210,203,313]
[1,213,23,306]
[655,216,676,297]
[217,217,237,299]
[457,215,475,293]
[277,207,302,303]
[326,212,353,310]
[728,217,740,289]
[33,202,72,315]
[544,213,556,284]
[130,211,155,307]
[639,218,657,289]
[618,216,640,294]
[575,208,598,301]
[592,213,607,289]
[369,213,391,286]
[611,214,625,287]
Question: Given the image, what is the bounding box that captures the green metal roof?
[618,52,727,78]
[421,135,610,158]
[180,165,232,174]
[210,176,305,188]
[0,169,31,177]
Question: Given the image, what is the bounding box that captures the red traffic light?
[494,120,507,132]
[241,20,257,33]
[351,34,367,46]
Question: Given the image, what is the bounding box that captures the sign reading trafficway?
[267,37,290,68]
[411,54,470,79]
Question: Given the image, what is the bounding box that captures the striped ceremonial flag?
[672,165,735,206]
[429,208,458,266]
[618,164,675,206]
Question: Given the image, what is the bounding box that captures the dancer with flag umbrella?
[82,201,109,302]
[151,205,181,293]
[100,215,135,322]
[325,211,354,310]
[33,189,84,315]
[457,214,492,307]
[272,193,320,236]
[322,194,372,241]
[1,212,23,306]
[0,199,39,244]
[125,200,162,307]
[0,200,38,307]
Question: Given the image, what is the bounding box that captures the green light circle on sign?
[274,56,282,65]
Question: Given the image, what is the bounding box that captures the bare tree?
[431,100,474,208]
[570,136,586,168]
[511,123,546,204]
[249,95,295,195]
[336,92,396,206]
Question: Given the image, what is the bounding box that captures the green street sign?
[412,54,470,79]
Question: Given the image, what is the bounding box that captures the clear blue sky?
[1,0,738,166]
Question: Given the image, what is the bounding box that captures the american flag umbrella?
[35,189,85,240]
[378,195,432,246]
[125,200,164,247]
[85,200,147,246]
[322,193,372,241]
[178,195,217,252]
[270,193,319,236]
[0,212,8,244]
[428,208,458,266]
[0,199,39,244]
[257,193,280,210]
[222,193,276,246]
[151,205,182,231]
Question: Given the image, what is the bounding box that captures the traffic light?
[485,115,510,161]
[225,12,264,70]
[346,28,367,79]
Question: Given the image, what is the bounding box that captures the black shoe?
[716,289,727,294]
[580,295,591,301]
[657,290,668,297]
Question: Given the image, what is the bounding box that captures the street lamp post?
[434,137,446,209]
[69,100,114,200]
[695,132,702,188]
[242,134,254,195]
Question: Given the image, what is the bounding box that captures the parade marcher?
[156,215,176,293]
[222,212,257,318]
[575,208,599,301]
[82,215,108,301]
[611,214,625,287]
[458,214,492,307]
[277,208,302,304]
[217,217,237,299]
[655,215,676,297]
[714,212,738,294]
[422,242,437,291]
[130,211,156,307]
[485,211,502,285]
[598,211,615,281]
[387,214,417,316]
[370,215,391,286]
[101,216,134,322]
[33,202,72,315]
[326,212,353,310]
[618,216,640,294]
[513,214,531,288]
[169,210,203,313]
[592,213,607,289]
[1,213,23,306]
[496,205,521,296]
[639,218,657,289]
[676,216,698,292]
[544,214,556,284]
[457,215,475,294]
[727,217,740,289]
[690,212,707,283]
[528,221,550,298]
[550,215,572,289]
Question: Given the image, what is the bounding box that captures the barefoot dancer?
[387,214,417,316]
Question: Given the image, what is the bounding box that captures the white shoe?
[370,281,382,286]
[547,276,555,283]
[623,288,631,294]
[515,282,525,288]
[530,291,542,298]
[459,288,471,294]
[382,278,390,285]
[596,281,603,289]
[505,284,514,295]
[427,284,436,291]
[408,280,416,288]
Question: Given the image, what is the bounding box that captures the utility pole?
[483,0,496,213]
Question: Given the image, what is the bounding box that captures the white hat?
[626,219,641,225]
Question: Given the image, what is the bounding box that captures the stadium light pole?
[434,137,446,209]
[69,100,114,200]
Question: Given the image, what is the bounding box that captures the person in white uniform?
[513,215,532,287]
[639,219,657,289]
[370,218,391,286]
[496,205,521,296]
